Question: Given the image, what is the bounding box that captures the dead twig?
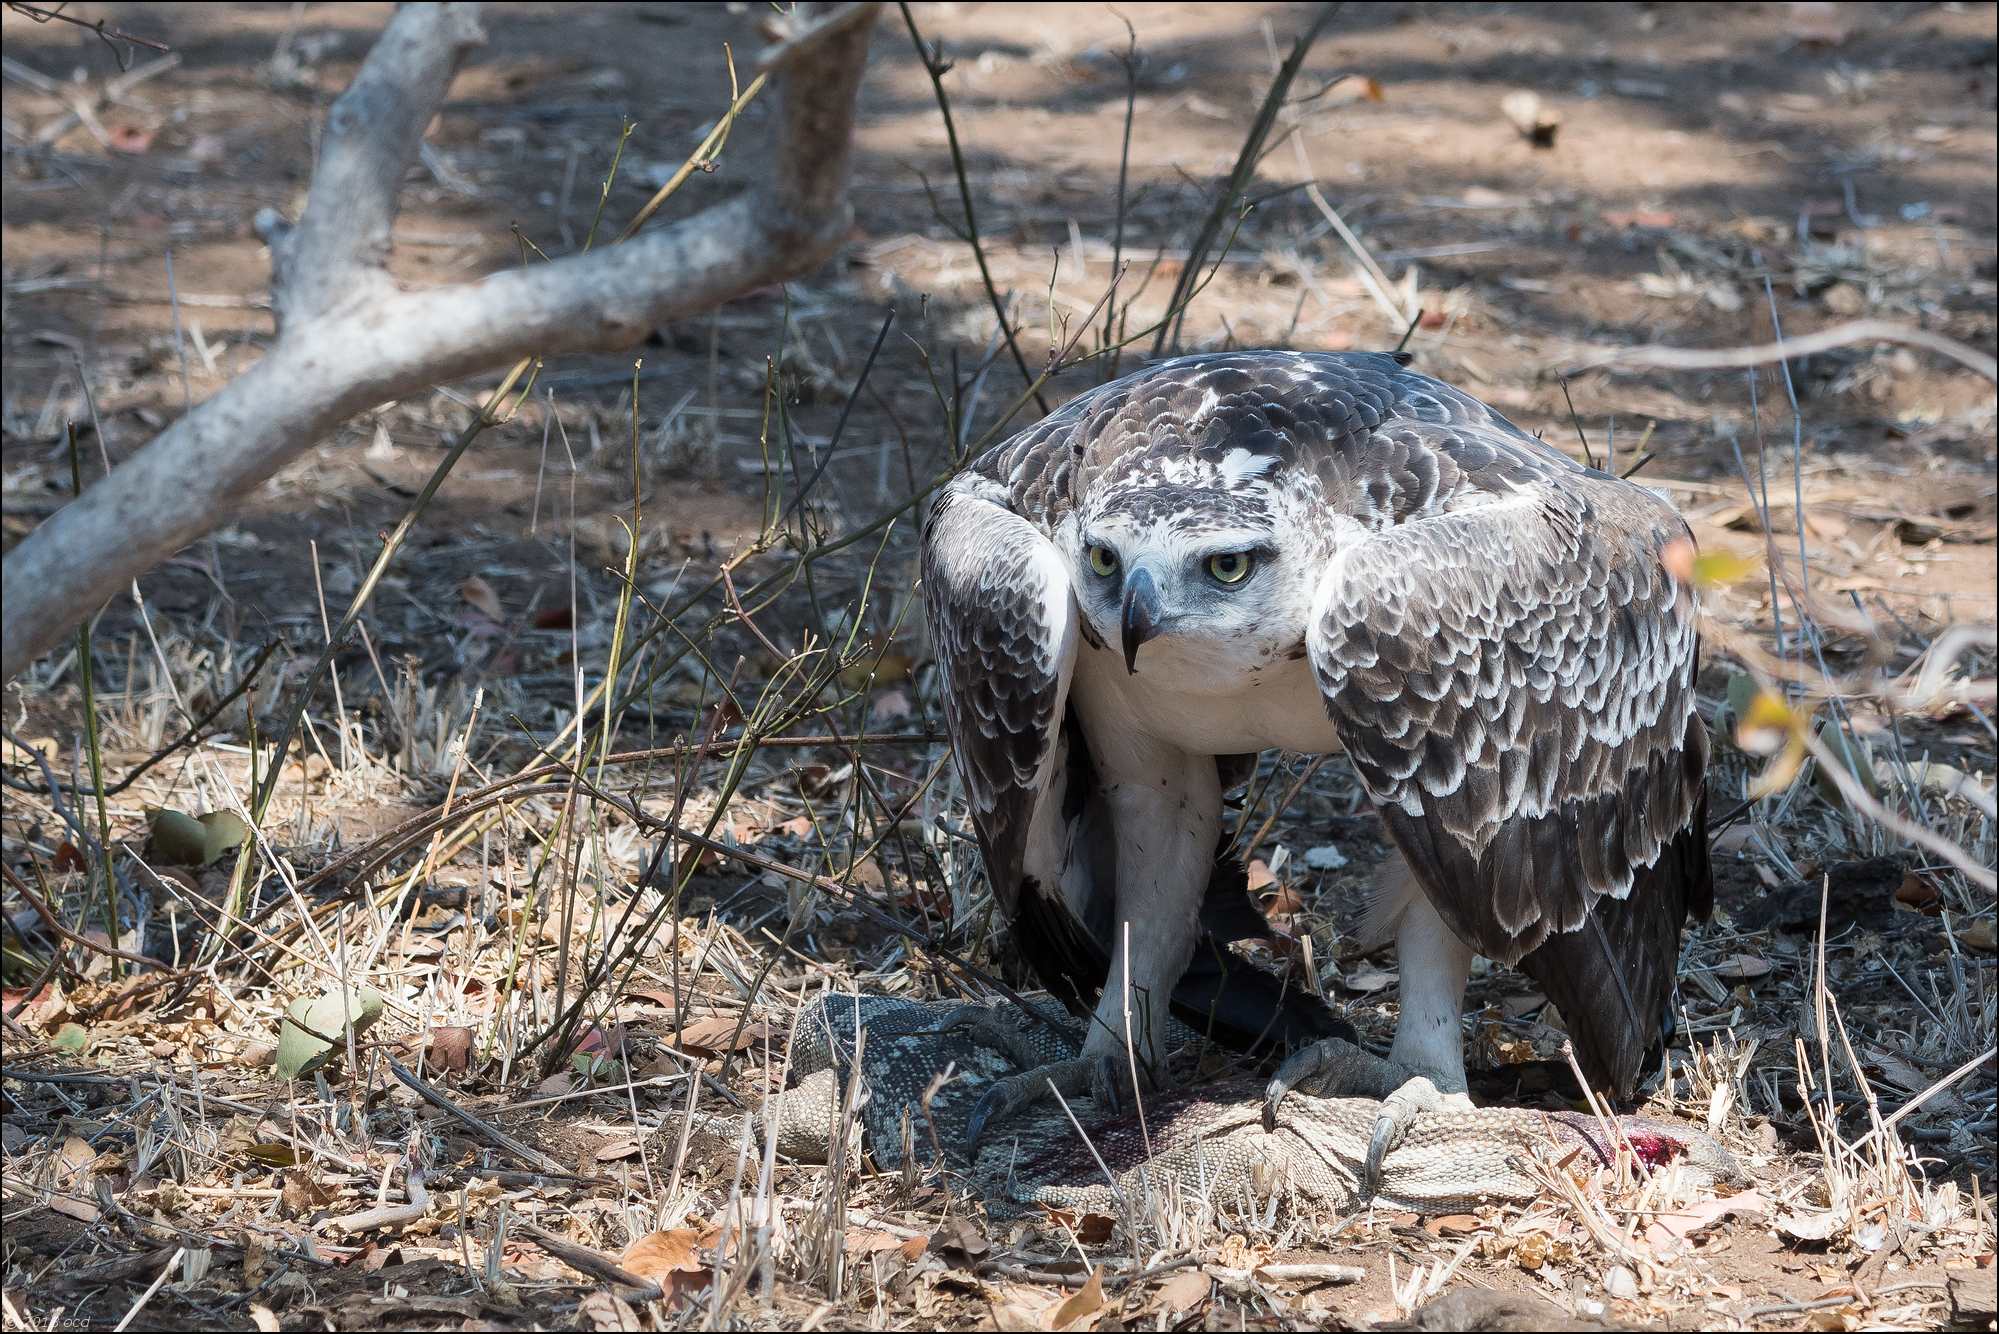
[1573,319,1997,382]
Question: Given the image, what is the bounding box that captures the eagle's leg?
[1262,891,1474,1199]
[967,743,1219,1145]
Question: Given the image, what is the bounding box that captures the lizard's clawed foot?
[965,1051,1132,1146]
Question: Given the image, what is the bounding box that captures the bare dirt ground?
[2,2,1995,1329]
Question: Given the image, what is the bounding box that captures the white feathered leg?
[967,737,1217,1144]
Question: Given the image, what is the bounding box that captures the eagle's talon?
[1359,1075,1475,1202]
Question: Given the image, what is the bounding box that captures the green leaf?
[146,808,253,866]
[1723,672,1760,735]
[146,809,209,866]
[197,810,251,864]
[275,986,385,1080]
[1812,721,1880,807]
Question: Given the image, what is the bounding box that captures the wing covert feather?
[921,483,1077,909]
[1310,475,1710,1093]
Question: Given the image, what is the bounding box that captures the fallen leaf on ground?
[1040,1206,1114,1245]
[677,1015,766,1052]
[1894,872,1941,913]
[844,1228,908,1256]
[1341,965,1397,994]
[427,1026,473,1073]
[1774,1206,1844,1243]
[620,1228,713,1300]
[1713,953,1774,983]
[1425,1213,1483,1236]
[1644,1190,1765,1249]
[460,575,503,621]
[275,985,384,1079]
[1151,1269,1210,1316]
[1049,1270,1106,1331]
[930,1215,990,1259]
[1955,918,1997,953]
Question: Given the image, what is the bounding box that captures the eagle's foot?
[1359,1074,1476,1200]
[1261,1038,1472,1201]
[965,1051,1132,1147]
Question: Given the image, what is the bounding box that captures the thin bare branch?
[1571,319,1997,382]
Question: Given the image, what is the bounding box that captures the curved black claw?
[965,1083,1013,1148]
[1262,1038,1355,1132]
[1361,1110,1399,1200]
[1261,1078,1288,1134]
[964,1053,1122,1148]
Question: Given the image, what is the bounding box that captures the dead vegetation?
[2,3,1995,1330]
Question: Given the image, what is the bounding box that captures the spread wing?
[1309,471,1711,1095]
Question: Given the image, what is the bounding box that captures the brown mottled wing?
[921,481,1078,913]
[1309,477,1711,1096]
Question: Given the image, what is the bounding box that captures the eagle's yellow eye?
[1207,552,1254,584]
[1087,545,1119,577]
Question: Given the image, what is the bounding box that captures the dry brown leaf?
[1246,859,1277,893]
[1040,1206,1115,1245]
[426,1025,473,1073]
[620,1228,713,1300]
[677,1015,766,1053]
[1048,1269,1106,1331]
[460,575,503,622]
[1265,884,1307,916]
[930,1215,990,1259]
[1713,954,1774,983]
[1894,872,1941,914]
[1424,1213,1483,1236]
[1152,1269,1210,1316]
[1644,1190,1766,1249]
[1955,918,1997,953]
[843,1228,907,1256]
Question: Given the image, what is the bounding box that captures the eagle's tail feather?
[1517,781,1712,1097]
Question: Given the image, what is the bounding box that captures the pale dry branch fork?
[1,1,881,683]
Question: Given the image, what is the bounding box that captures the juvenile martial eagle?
[922,350,1710,1185]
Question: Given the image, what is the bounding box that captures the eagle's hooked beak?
[1120,565,1164,674]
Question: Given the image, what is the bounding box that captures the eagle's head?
[1070,459,1325,680]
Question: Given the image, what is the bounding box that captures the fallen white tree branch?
[1567,318,1998,382]
[2,1,879,683]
